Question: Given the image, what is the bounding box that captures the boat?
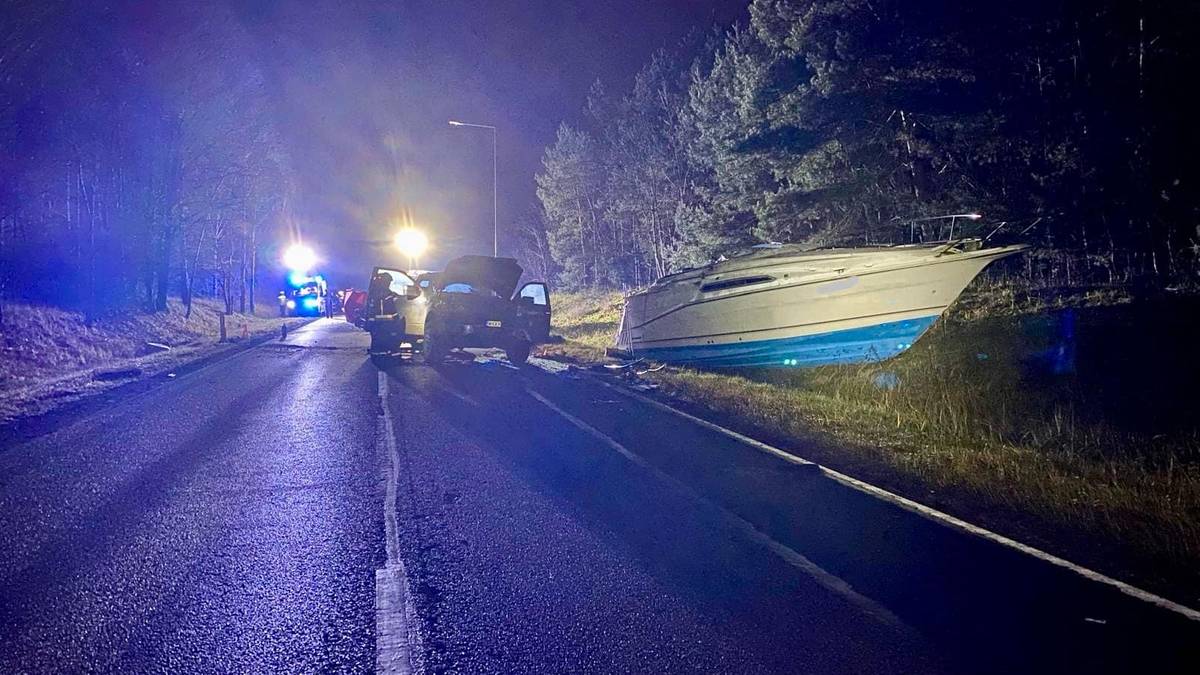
[612,239,1028,368]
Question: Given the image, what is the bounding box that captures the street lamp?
[394,228,429,269]
[449,119,498,256]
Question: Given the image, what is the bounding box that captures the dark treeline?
[528,0,1200,290]
[0,2,293,320]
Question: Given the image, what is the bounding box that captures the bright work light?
[282,244,317,272]
[394,228,429,265]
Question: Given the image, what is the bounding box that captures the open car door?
[367,267,426,336]
[514,282,551,344]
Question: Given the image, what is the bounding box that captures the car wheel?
[506,339,531,365]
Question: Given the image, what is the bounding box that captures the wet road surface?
[1,319,1196,673]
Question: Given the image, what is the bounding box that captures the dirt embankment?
[0,299,294,424]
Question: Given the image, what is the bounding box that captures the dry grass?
[550,290,625,349]
[647,368,1200,576]
[951,277,1135,322]
[0,299,292,423]
[543,287,1200,591]
[537,290,625,364]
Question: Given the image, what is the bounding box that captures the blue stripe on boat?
[633,315,940,368]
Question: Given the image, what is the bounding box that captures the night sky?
[228,0,747,281]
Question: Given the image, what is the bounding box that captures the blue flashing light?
[288,271,312,288]
[302,297,320,309]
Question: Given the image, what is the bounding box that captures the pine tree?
[535,124,606,288]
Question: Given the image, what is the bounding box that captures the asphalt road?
[1,319,1196,673]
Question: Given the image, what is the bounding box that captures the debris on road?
[527,356,571,374]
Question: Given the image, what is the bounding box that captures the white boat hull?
[614,243,1026,368]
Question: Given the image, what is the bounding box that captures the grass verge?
[539,286,1200,599]
[0,298,295,424]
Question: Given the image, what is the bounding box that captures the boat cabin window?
[700,275,774,293]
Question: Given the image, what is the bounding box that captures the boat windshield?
[651,268,697,286]
[651,244,813,286]
[723,242,818,260]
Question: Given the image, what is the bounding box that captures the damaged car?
[423,255,550,364]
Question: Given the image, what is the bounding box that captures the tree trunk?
[155,220,175,312]
[182,268,193,319]
[238,235,247,314]
[248,225,257,315]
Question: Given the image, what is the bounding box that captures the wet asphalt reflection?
[1,319,1196,673]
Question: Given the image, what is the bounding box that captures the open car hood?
[436,256,523,298]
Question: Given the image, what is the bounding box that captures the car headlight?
[286,300,296,309]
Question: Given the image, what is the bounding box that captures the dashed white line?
[376,372,420,674]
[594,377,1200,623]
[433,382,480,408]
[525,387,910,632]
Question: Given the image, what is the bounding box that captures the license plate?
[486,320,502,328]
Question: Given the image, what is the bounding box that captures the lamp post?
[449,120,498,256]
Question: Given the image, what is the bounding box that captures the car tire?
[506,339,531,365]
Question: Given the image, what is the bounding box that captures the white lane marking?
[434,382,480,408]
[596,379,817,466]
[525,388,909,631]
[376,372,420,674]
[379,374,404,563]
[595,378,1200,623]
